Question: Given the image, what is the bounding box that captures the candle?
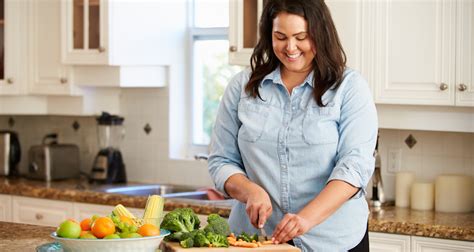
[395,171,415,208]
[410,182,434,211]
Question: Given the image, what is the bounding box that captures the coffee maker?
[90,112,127,184]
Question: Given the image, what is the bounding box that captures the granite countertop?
[0,221,55,251]
[0,177,473,242]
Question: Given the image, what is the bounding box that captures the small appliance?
[27,133,80,181]
[90,112,127,184]
[0,130,21,177]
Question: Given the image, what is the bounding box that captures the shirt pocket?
[238,100,270,142]
[302,104,339,145]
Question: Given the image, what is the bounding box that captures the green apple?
[80,232,97,239]
[121,232,142,238]
[104,234,121,239]
[57,220,81,239]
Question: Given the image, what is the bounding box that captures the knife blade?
[258,226,269,242]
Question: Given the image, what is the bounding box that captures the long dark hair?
[245,0,346,107]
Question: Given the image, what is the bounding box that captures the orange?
[80,218,92,231]
[91,217,116,238]
[137,224,160,237]
[119,215,134,226]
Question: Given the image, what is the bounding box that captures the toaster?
[27,134,80,181]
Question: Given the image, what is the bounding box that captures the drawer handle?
[60,77,68,84]
[229,46,237,52]
[98,46,106,53]
[439,83,448,91]
[35,213,44,220]
[6,78,14,84]
[458,83,467,92]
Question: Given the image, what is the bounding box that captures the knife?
[258,226,269,242]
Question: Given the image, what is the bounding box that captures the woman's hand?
[245,185,272,229]
[271,213,312,244]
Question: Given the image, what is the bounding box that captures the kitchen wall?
[1,99,473,197]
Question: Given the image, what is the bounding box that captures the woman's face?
[272,12,315,75]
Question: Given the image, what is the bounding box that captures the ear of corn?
[113,204,138,225]
[143,195,165,228]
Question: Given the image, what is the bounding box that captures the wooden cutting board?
[160,241,301,252]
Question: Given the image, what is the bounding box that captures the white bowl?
[50,229,170,252]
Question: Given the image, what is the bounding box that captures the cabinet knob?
[60,78,68,84]
[35,213,44,220]
[98,46,106,53]
[6,78,14,84]
[229,46,237,52]
[458,83,467,92]
[439,83,448,91]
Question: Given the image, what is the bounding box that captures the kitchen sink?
[94,184,217,201]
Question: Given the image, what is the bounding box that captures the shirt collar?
[261,65,314,88]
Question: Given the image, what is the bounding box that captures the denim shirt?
[208,66,378,251]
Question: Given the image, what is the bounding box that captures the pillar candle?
[395,171,415,208]
[410,182,434,211]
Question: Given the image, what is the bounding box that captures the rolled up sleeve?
[208,70,249,198]
[328,72,378,199]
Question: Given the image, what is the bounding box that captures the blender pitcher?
[90,112,127,184]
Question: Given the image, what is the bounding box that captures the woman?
[208,0,377,251]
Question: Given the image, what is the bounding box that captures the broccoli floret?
[203,213,231,237]
[179,237,194,248]
[237,232,258,242]
[161,208,201,233]
[193,230,210,247]
[206,232,229,248]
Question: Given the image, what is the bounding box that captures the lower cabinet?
[74,202,143,221]
[370,232,474,252]
[12,196,74,227]
[370,232,411,252]
[0,194,12,222]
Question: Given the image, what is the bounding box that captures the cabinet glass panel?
[243,0,267,48]
[73,0,84,49]
[89,0,100,49]
[0,0,4,79]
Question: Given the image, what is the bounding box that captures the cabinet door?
[369,232,411,252]
[229,0,266,65]
[0,0,26,95]
[29,0,73,95]
[456,0,474,107]
[61,0,108,64]
[371,1,456,105]
[412,236,474,252]
[12,196,74,227]
[0,194,12,222]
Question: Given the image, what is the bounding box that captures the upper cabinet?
[28,0,75,95]
[370,0,473,107]
[229,0,267,66]
[61,0,180,66]
[0,0,27,95]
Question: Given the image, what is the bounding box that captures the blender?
[90,112,127,184]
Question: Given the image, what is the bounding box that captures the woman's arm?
[272,180,358,243]
[225,174,272,228]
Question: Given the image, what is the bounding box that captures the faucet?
[194,153,209,161]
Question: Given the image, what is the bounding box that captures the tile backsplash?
[1,92,472,196]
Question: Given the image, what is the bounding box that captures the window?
[190,0,243,149]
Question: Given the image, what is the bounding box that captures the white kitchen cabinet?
[0,194,12,222]
[61,0,178,66]
[370,232,411,252]
[369,0,473,107]
[28,0,75,95]
[0,0,27,95]
[12,196,74,227]
[412,236,473,252]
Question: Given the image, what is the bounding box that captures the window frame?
[187,1,230,158]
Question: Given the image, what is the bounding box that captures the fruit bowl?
[50,229,170,252]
